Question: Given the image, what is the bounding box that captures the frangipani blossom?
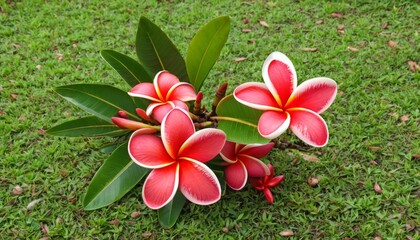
[250,164,284,204]
[234,52,338,147]
[220,141,274,190]
[128,71,197,123]
[128,108,226,209]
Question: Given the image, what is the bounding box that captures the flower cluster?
[49,16,338,227]
[115,52,337,209]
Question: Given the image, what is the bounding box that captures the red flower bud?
[118,110,128,118]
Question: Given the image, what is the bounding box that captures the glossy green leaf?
[83,143,149,210]
[136,17,188,82]
[158,190,187,228]
[186,16,230,91]
[100,141,127,154]
[54,84,140,123]
[101,50,153,87]
[216,95,270,144]
[47,116,130,137]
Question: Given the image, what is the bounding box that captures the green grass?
[1,0,419,238]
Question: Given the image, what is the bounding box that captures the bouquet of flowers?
[48,16,337,227]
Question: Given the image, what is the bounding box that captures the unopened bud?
[211,82,228,115]
[118,110,128,118]
[193,92,203,115]
[112,117,147,131]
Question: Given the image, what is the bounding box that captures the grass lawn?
[1,0,419,238]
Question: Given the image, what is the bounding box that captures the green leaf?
[101,50,153,87]
[47,116,130,137]
[54,84,140,123]
[216,95,270,144]
[83,143,149,210]
[100,141,127,154]
[186,16,230,91]
[214,170,227,196]
[136,17,188,82]
[158,190,187,228]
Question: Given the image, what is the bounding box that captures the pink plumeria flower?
[234,52,338,147]
[128,108,226,209]
[128,71,197,123]
[220,141,274,190]
[250,164,284,204]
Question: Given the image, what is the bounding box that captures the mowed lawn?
[1,0,419,239]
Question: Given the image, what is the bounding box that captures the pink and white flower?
[128,71,197,123]
[128,108,226,209]
[220,141,274,190]
[234,52,338,147]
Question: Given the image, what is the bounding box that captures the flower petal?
[262,52,297,108]
[136,108,152,122]
[171,100,189,111]
[239,142,275,158]
[128,129,174,168]
[263,188,274,204]
[142,163,179,210]
[147,102,175,123]
[288,108,329,147]
[128,82,160,102]
[179,159,221,205]
[167,82,197,102]
[238,155,270,177]
[267,175,284,187]
[154,71,180,100]
[233,82,280,111]
[220,141,238,164]
[161,108,195,159]
[224,161,247,190]
[179,128,226,163]
[258,111,290,139]
[286,77,337,113]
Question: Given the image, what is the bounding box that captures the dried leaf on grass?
[302,48,318,52]
[299,153,320,162]
[131,211,141,218]
[307,177,320,187]
[233,57,246,62]
[400,115,409,122]
[142,232,153,238]
[280,230,294,236]
[407,61,419,72]
[259,20,269,28]
[331,12,343,18]
[11,185,23,195]
[388,40,396,48]
[368,146,381,152]
[374,182,382,194]
[27,198,42,210]
[347,47,359,52]
[40,223,49,235]
[109,219,120,226]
